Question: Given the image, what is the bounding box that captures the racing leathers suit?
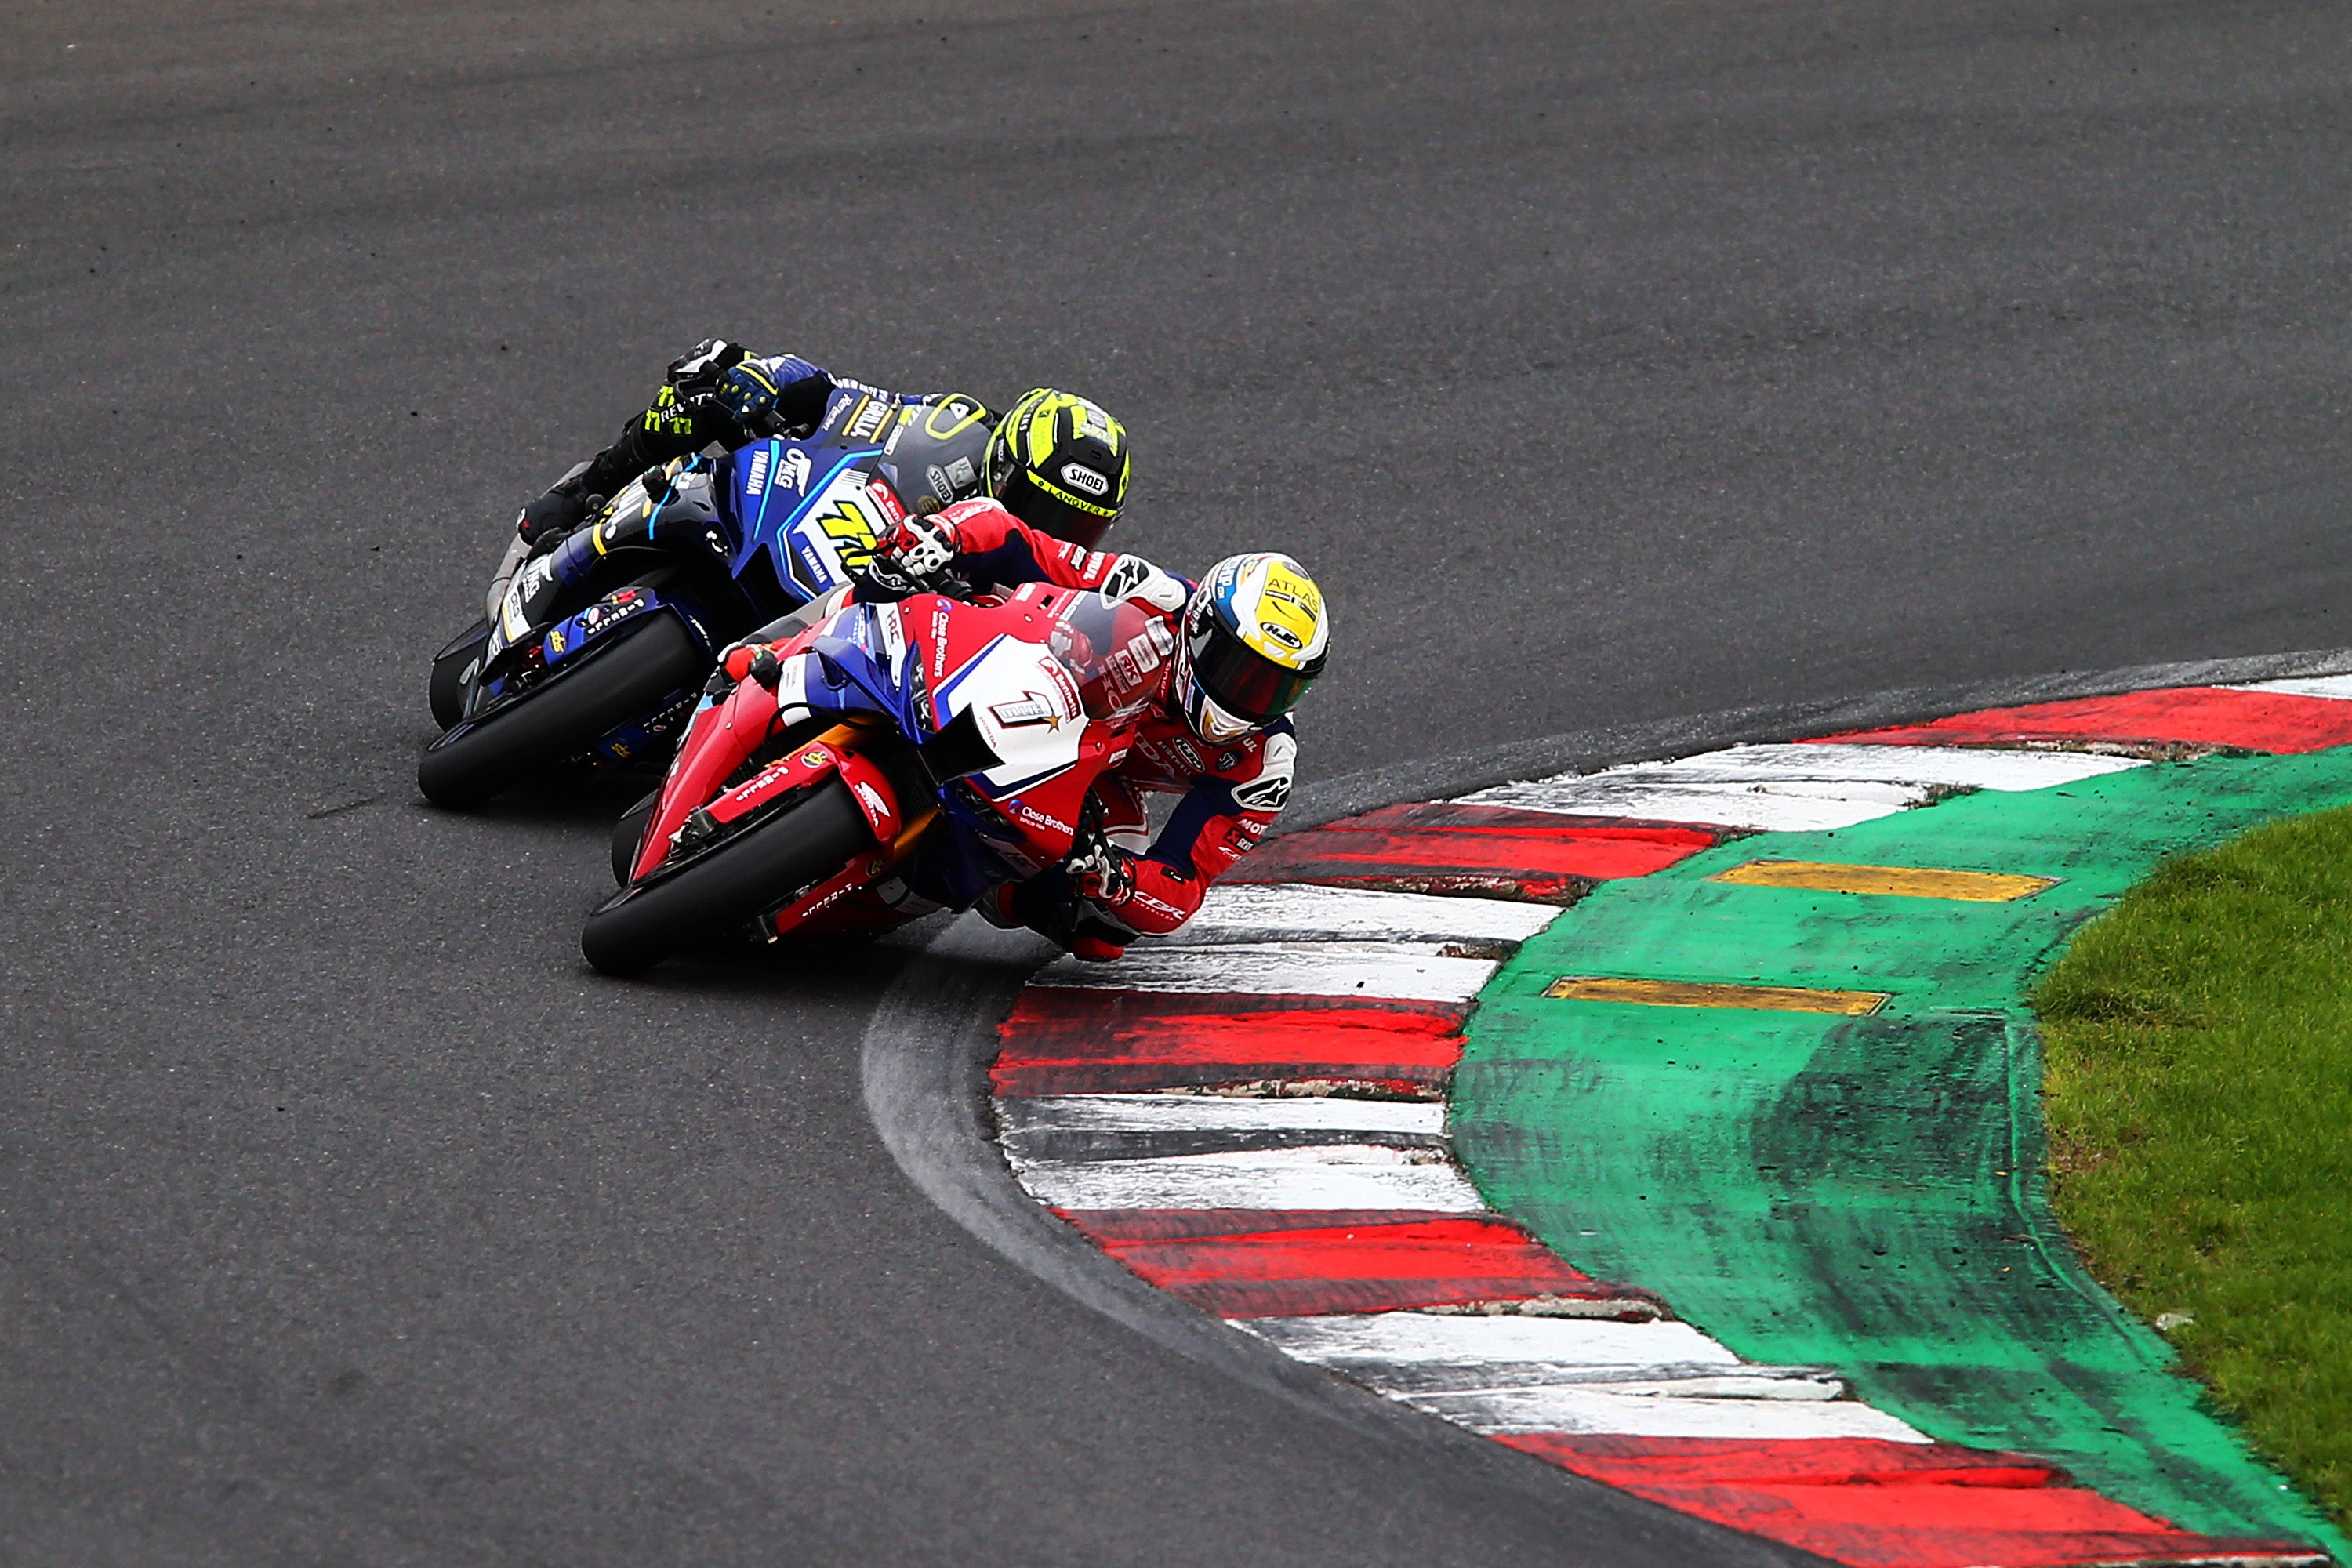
[485,338,973,626]
[884,498,1298,960]
[517,337,949,547]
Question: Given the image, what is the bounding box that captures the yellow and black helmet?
[982,388,1131,548]
[1175,554,1330,742]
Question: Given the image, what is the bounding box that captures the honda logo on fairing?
[781,448,812,492]
[1059,463,1109,497]
[853,780,893,824]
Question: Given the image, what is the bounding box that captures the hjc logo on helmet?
[1248,561,1325,664]
[1059,462,1110,497]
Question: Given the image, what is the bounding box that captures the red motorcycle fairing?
[622,586,1152,946]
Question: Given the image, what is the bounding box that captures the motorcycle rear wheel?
[580,778,874,977]
[417,612,705,808]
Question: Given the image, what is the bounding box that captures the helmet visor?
[994,467,1114,549]
[1189,616,1316,725]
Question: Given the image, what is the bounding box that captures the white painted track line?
[1346,1362,1842,1396]
[1399,1385,1931,1441]
[1458,742,2146,830]
[1655,742,2145,789]
[1033,942,1497,1001]
[1238,1312,1740,1368]
[999,1094,1446,1138]
[1171,884,1562,947]
[2228,674,2352,701]
[1459,776,1931,833]
[1014,1147,1490,1212]
[1414,1369,1847,1401]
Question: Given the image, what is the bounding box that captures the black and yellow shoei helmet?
[983,388,1131,548]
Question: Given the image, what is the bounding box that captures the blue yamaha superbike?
[417,394,993,808]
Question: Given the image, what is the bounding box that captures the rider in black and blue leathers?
[509,338,1134,556]
[513,339,911,548]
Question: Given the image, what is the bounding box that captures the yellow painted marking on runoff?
[1544,976,1892,1015]
[1708,859,2059,902]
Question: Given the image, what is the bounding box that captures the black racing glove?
[716,361,790,434]
[517,489,588,551]
[664,337,750,396]
[847,553,928,604]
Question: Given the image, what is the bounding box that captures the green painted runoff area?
[1453,749,2352,1552]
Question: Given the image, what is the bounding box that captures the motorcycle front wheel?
[416,612,705,808]
[580,777,874,977]
[428,617,492,731]
[611,789,661,884]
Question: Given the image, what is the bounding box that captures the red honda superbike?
[580,576,1167,975]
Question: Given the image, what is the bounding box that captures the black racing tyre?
[581,778,873,976]
[612,789,660,884]
[428,617,493,731]
[417,612,706,809]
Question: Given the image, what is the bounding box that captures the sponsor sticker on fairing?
[989,694,1062,729]
[517,553,557,600]
[1013,801,1073,837]
[746,448,773,495]
[781,448,813,493]
[872,601,908,672]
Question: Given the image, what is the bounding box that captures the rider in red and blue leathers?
[860,499,1329,959]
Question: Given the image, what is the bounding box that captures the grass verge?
[2034,804,2352,1530]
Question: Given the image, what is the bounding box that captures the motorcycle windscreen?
[1044,592,1174,723]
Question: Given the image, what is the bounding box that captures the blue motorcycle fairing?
[539,586,718,670]
[462,589,718,727]
[721,435,887,602]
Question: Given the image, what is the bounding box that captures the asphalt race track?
[5,3,2348,1563]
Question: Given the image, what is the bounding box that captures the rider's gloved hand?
[517,489,587,551]
[719,641,785,689]
[1065,839,1138,908]
[666,337,749,394]
[875,514,957,578]
[716,361,786,428]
